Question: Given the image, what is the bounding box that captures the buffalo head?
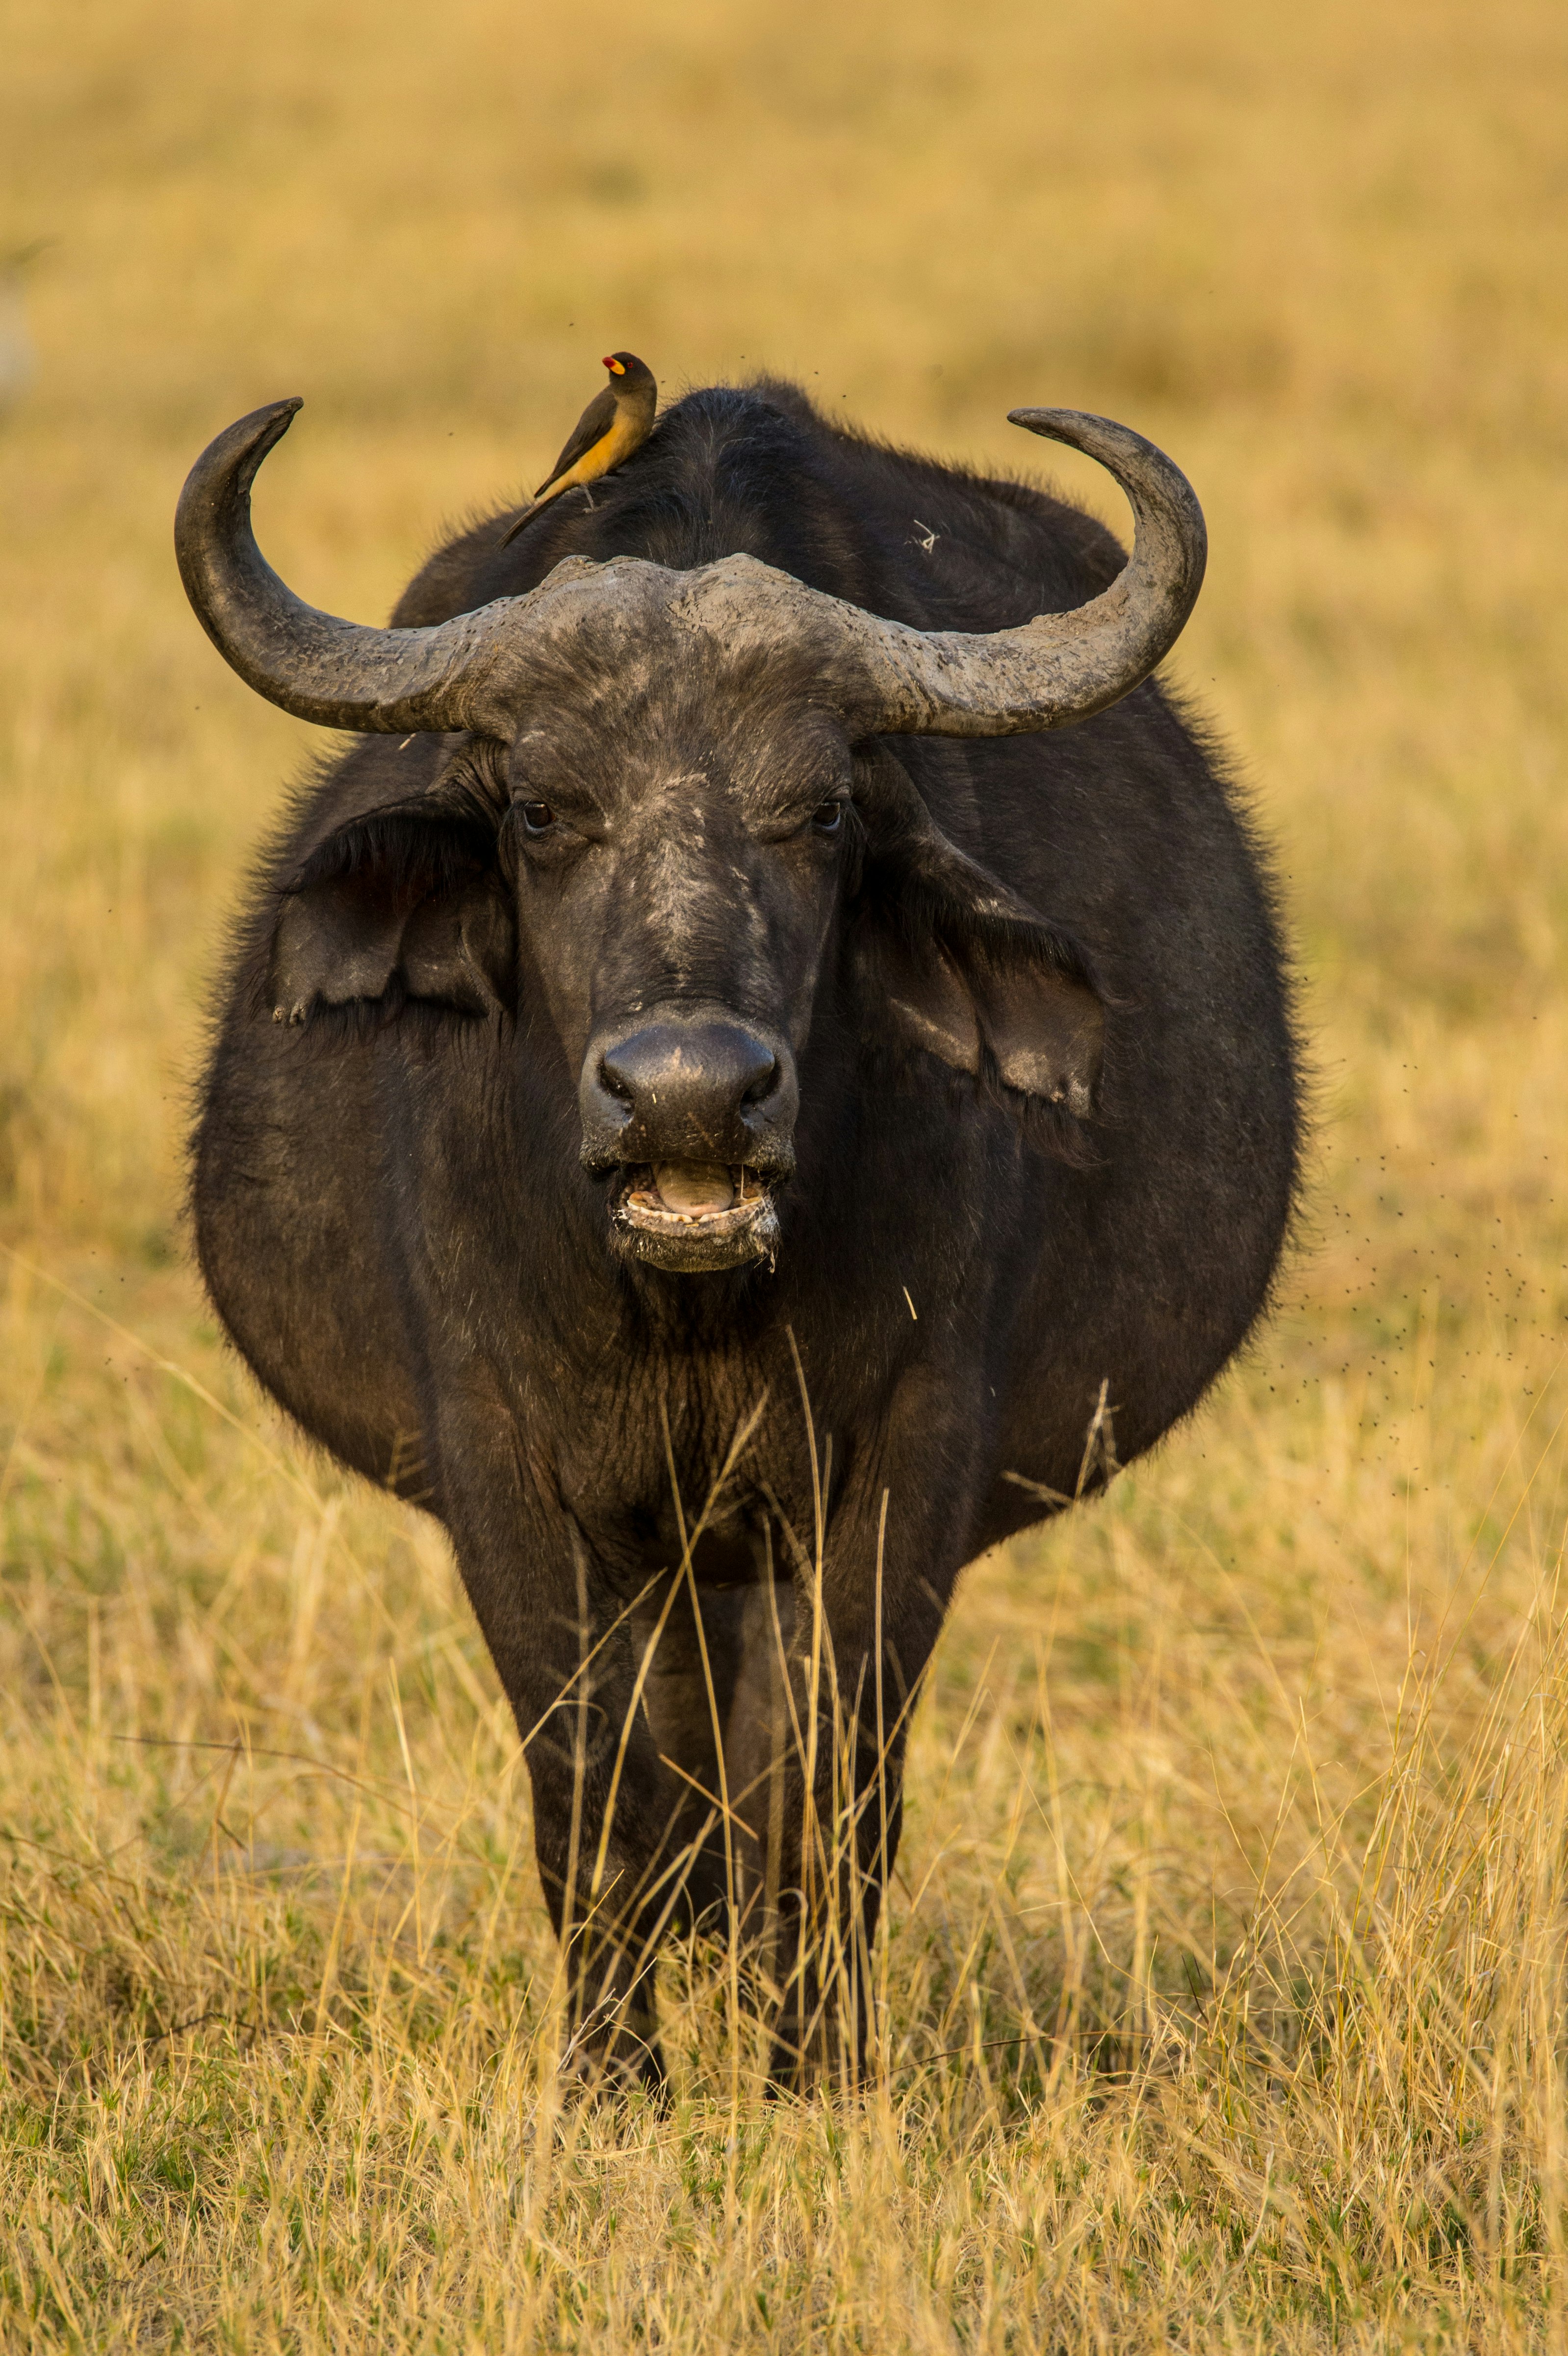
[176,398,1205,1272]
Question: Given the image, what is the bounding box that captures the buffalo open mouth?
[609,1161,781,1273]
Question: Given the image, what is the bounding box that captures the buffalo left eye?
[811,800,845,834]
[520,801,556,833]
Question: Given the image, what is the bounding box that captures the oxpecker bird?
[499,351,656,544]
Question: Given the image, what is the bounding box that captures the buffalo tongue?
[652,1162,735,1217]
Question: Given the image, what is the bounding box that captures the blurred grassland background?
[2,0,1567,2346]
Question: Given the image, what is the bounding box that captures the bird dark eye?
[811,800,845,834]
[520,801,556,833]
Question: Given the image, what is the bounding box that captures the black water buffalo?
[177,378,1298,2092]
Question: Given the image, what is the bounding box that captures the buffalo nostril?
[742,1061,777,1105]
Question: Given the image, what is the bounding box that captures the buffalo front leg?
[740,1486,957,2092]
[445,1492,693,2098]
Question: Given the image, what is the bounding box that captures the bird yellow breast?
[554,409,641,493]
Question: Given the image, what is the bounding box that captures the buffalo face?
[504,693,850,1270]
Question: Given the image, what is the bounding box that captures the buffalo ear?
[851,746,1105,1115]
[964,954,1104,1114]
[858,921,1104,1113]
[270,798,515,1025]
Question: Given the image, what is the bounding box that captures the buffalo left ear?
[851,747,1105,1114]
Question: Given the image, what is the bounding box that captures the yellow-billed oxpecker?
[499,352,656,545]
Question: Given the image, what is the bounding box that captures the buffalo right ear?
[850,744,1105,1117]
[269,797,515,1025]
[855,915,1104,1114]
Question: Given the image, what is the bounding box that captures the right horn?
[850,409,1207,738]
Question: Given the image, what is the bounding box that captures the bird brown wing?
[537,386,619,494]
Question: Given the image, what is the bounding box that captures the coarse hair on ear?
[849,743,1105,1145]
[268,771,516,1028]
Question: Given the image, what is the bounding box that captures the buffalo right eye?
[520,801,556,833]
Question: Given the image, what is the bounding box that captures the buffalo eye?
[520,801,556,834]
[810,799,845,835]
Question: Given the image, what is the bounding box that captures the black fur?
[193,380,1300,2092]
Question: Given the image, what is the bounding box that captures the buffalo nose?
[599,1022,778,1147]
[580,1014,799,1175]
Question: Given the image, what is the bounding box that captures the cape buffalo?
[177,378,1298,2093]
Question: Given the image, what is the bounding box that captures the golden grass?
[2,0,1567,2342]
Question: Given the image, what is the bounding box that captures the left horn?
[175,399,540,734]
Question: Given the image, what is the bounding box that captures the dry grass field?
[2,0,1567,2344]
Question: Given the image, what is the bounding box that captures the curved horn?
[843,409,1207,736]
[174,399,549,734]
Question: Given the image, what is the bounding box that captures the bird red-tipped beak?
[604,356,625,374]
